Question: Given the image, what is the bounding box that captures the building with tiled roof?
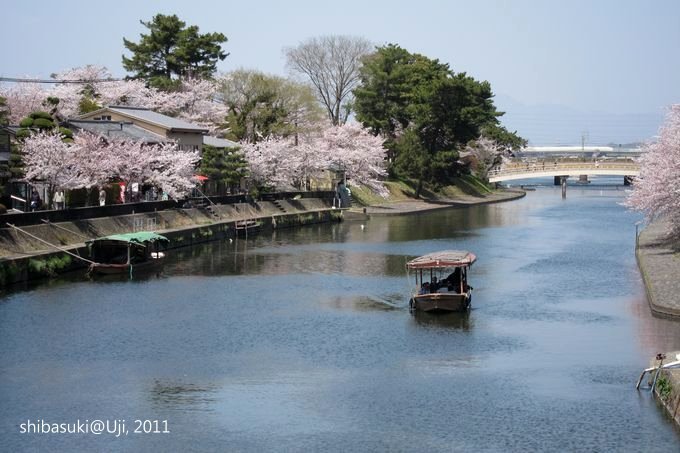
[77,106,209,152]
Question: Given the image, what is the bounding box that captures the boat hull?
[89,258,164,276]
[411,292,471,312]
[235,221,262,237]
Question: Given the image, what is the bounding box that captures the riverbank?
[636,220,680,319]
[351,188,525,217]
[0,198,341,285]
[636,221,680,429]
[0,188,525,285]
[647,351,680,429]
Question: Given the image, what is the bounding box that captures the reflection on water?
[1,181,679,452]
[411,311,473,331]
[324,294,407,311]
[150,381,217,412]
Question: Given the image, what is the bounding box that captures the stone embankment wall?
[636,223,680,428]
[0,198,341,285]
[650,352,680,429]
[635,220,680,319]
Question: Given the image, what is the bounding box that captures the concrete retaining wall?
[0,198,342,286]
[651,352,680,429]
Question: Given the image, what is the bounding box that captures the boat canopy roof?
[88,231,169,245]
[406,250,476,269]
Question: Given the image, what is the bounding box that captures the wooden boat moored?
[234,219,262,237]
[87,231,169,276]
[406,250,476,313]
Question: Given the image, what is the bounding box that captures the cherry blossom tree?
[4,66,228,134]
[51,65,178,118]
[0,81,47,123]
[52,67,227,131]
[102,138,198,200]
[146,141,200,199]
[71,132,121,203]
[240,136,301,189]
[23,129,199,204]
[170,77,228,134]
[625,105,680,238]
[461,136,506,182]
[241,121,387,194]
[22,131,90,205]
[315,122,388,195]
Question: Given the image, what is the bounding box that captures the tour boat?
[406,250,476,312]
[87,231,169,276]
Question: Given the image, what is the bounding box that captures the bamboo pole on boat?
[5,223,95,265]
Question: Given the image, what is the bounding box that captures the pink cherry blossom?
[241,121,387,194]
[624,104,680,238]
[22,131,89,204]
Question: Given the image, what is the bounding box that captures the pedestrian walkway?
[362,189,525,216]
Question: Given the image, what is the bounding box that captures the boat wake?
[365,293,410,310]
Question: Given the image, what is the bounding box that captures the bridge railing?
[488,160,640,179]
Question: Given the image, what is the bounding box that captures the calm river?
[1,179,679,452]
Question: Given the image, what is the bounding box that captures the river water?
[1,180,679,452]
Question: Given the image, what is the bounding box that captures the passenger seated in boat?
[109,252,128,264]
[431,276,439,291]
[419,282,431,294]
[446,269,461,291]
[130,247,146,264]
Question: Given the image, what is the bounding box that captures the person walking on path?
[53,190,65,210]
[99,188,106,207]
[30,189,41,211]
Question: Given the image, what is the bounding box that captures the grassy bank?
[350,175,494,206]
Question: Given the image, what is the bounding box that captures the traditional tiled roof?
[109,106,208,132]
[66,120,168,143]
[79,106,209,133]
[203,135,239,148]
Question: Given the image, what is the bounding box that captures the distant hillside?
[494,95,664,146]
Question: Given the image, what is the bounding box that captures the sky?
[3,0,679,145]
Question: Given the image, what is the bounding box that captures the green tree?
[12,110,73,180]
[198,145,248,193]
[122,14,228,89]
[0,96,9,126]
[354,44,524,193]
[220,70,322,143]
[480,123,527,151]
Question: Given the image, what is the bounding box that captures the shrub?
[44,96,60,107]
[78,98,101,114]
[30,111,53,120]
[19,118,34,128]
[0,261,19,286]
[33,118,55,129]
[28,254,72,277]
[657,376,673,401]
[15,129,31,139]
[58,127,73,138]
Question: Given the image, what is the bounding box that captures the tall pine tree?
[123,14,228,90]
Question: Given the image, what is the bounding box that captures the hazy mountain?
[494,94,664,146]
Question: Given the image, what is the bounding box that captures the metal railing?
[488,160,640,180]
